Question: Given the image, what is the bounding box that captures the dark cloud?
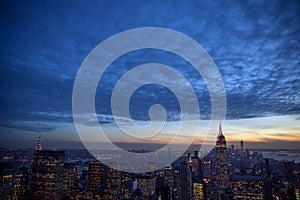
[0,0,299,132]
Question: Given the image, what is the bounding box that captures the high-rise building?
[12,166,29,200]
[30,136,65,200]
[132,188,144,200]
[190,151,202,182]
[212,122,231,198]
[62,162,77,198]
[163,165,173,188]
[88,162,103,192]
[193,181,205,200]
[136,174,156,200]
[104,163,120,200]
[283,159,293,181]
[232,175,264,200]
[179,161,192,200]
[172,167,180,200]
[203,160,212,199]
[240,140,244,150]
[0,159,15,200]
[121,171,133,200]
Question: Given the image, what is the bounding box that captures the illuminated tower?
[213,122,230,197]
[88,162,103,192]
[35,133,42,151]
[104,163,121,199]
[30,136,65,200]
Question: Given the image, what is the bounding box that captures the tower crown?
[216,122,226,148]
[35,133,42,151]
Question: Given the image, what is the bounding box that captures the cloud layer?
[0,0,299,133]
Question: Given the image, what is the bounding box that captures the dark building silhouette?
[179,161,192,200]
[0,159,15,200]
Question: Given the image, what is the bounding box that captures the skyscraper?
[120,171,133,200]
[213,122,231,198]
[135,174,156,200]
[0,159,15,199]
[232,175,264,200]
[190,150,202,182]
[193,181,205,200]
[88,162,103,192]
[240,140,244,150]
[62,162,77,199]
[179,161,192,200]
[104,163,121,200]
[30,136,65,200]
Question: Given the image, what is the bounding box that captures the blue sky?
[0,0,300,148]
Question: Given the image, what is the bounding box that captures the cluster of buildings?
[1,125,300,200]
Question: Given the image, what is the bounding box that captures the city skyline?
[1,0,300,149]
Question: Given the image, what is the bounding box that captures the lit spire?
[35,132,42,151]
[219,120,223,135]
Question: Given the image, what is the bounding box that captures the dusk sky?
[1,0,300,149]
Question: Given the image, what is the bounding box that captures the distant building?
[240,140,244,150]
[232,175,264,199]
[29,136,65,200]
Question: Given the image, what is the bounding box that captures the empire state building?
[212,123,231,199]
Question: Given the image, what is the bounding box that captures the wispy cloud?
[0,0,299,137]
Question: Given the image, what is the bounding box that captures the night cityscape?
[1,124,300,199]
[1,0,300,200]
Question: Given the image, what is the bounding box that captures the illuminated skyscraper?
[88,162,103,192]
[120,171,133,200]
[190,150,202,182]
[179,162,192,200]
[30,137,65,200]
[232,175,264,200]
[104,163,120,200]
[213,122,231,198]
[62,162,77,199]
[163,165,173,187]
[203,160,212,199]
[13,166,29,200]
[193,181,205,200]
[136,174,156,200]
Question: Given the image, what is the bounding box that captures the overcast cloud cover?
[0,0,299,137]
